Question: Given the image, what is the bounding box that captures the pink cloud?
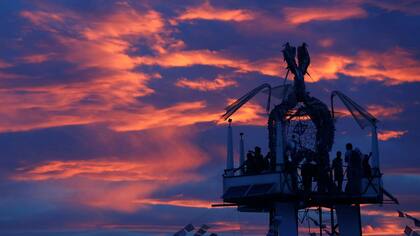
[134,197,212,209]
[0,59,13,68]
[318,38,335,48]
[378,130,408,141]
[176,76,237,91]
[136,50,283,77]
[175,2,254,23]
[20,53,54,63]
[283,5,367,25]
[11,127,210,212]
[312,48,420,84]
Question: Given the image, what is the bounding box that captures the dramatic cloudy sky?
[0,0,419,235]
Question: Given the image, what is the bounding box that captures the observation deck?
[222,163,383,211]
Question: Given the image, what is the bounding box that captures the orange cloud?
[367,105,403,119]
[20,10,65,26]
[312,48,420,84]
[378,130,408,141]
[112,98,267,131]
[283,5,367,25]
[14,3,417,138]
[7,5,192,132]
[82,10,164,40]
[175,2,254,23]
[0,79,266,132]
[137,50,283,77]
[109,101,217,131]
[221,99,268,126]
[12,128,210,212]
[4,11,280,133]
[0,70,158,132]
[13,160,168,182]
[362,223,404,236]
[134,198,212,209]
[176,76,237,91]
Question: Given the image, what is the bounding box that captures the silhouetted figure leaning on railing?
[245,151,257,174]
[332,151,344,192]
[244,146,271,175]
[254,146,265,173]
[315,151,331,193]
[345,144,363,194]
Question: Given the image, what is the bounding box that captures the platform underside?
[222,171,383,212]
[224,192,382,212]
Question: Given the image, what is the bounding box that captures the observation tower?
[217,43,397,236]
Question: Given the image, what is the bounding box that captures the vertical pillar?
[226,119,234,176]
[330,208,336,235]
[267,210,277,236]
[275,119,285,171]
[371,125,380,173]
[275,202,298,236]
[239,132,245,175]
[336,204,362,236]
[319,207,323,236]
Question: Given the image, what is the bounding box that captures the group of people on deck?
[244,146,271,174]
[243,139,373,195]
[332,143,373,194]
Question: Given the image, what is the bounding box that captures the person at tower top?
[344,143,353,164]
[254,146,265,173]
[245,151,257,174]
[346,146,363,194]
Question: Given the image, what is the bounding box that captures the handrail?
[223,164,381,196]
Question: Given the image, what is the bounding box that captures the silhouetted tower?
[219,43,394,236]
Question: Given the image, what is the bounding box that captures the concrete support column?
[336,204,362,236]
[275,119,285,171]
[275,202,298,236]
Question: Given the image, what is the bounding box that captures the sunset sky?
[0,0,419,235]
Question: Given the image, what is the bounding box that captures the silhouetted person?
[316,153,330,193]
[254,146,265,173]
[332,151,344,192]
[347,147,362,194]
[246,151,257,174]
[344,143,353,164]
[344,142,353,192]
[362,153,372,178]
[301,155,316,194]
